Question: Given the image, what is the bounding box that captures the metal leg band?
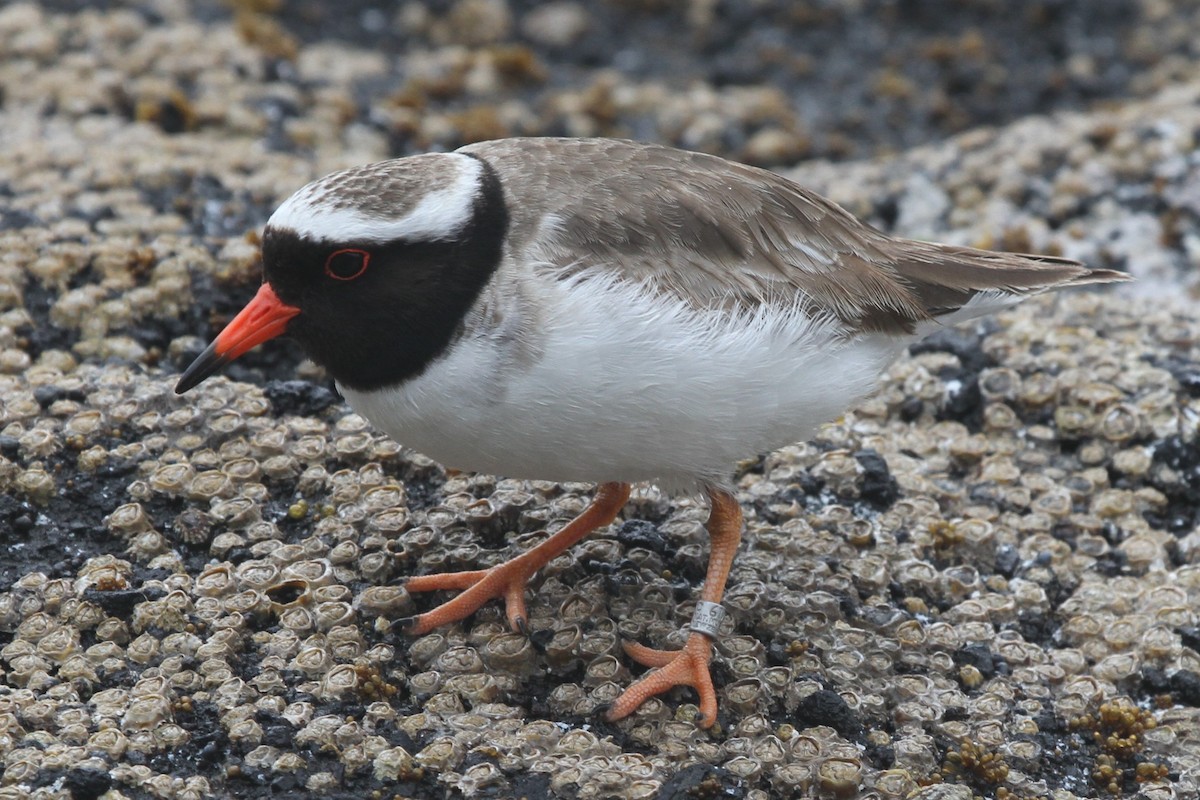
[689,600,726,638]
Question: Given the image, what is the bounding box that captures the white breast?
[339,274,910,492]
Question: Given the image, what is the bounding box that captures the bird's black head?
[175,152,508,395]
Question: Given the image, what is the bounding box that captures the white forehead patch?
[267,154,484,244]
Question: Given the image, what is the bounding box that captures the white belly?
[339,277,908,492]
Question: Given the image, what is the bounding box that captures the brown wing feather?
[462,138,1128,333]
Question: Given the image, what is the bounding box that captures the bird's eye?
[324,248,370,281]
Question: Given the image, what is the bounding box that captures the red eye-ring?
[324,248,370,281]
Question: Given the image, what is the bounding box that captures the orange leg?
[605,487,742,728]
[401,482,631,635]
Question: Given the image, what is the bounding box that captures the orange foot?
[399,482,630,636]
[604,488,743,729]
[605,633,718,727]
[401,562,538,635]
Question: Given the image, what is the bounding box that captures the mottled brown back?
[462,138,1127,334]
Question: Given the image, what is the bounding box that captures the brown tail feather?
[892,241,1128,314]
[1055,266,1131,286]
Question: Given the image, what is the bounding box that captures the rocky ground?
[1,1,1200,798]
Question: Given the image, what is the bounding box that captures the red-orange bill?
[175,283,300,394]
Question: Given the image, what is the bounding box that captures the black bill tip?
[175,340,230,394]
